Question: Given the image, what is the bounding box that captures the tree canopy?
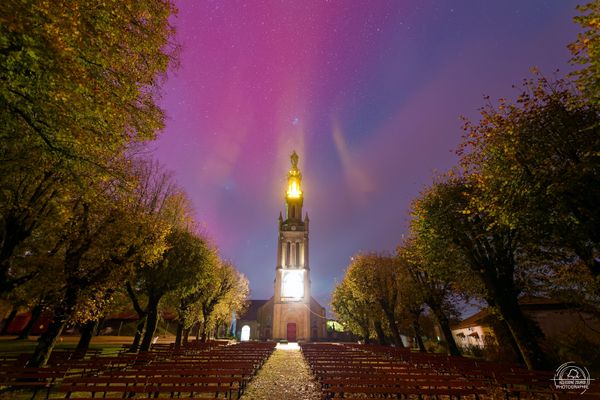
[0,0,177,165]
[459,78,600,283]
[570,0,600,102]
[0,0,211,367]
[0,0,179,295]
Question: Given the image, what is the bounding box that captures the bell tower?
[272,151,311,341]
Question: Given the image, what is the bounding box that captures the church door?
[240,325,250,341]
[286,323,297,342]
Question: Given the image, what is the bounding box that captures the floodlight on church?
[281,270,304,300]
[286,178,302,199]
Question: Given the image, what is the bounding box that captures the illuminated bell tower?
[272,151,311,341]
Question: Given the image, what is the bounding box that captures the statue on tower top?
[288,150,302,179]
[286,151,302,199]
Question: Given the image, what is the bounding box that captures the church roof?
[451,309,492,330]
[310,296,325,311]
[238,299,269,321]
[452,297,572,330]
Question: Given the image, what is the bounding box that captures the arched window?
[241,325,250,341]
[286,242,291,266]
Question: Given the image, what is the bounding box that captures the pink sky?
[152,1,579,310]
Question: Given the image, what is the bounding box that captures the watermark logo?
[553,362,593,394]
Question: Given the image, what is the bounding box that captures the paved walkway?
[241,343,322,400]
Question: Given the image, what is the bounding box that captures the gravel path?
[241,344,322,400]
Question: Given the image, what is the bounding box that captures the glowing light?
[286,151,303,199]
[241,325,250,341]
[282,270,304,299]
[286,178,302,199]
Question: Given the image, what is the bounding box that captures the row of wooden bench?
[354,344,600,399]
[0,341,276,399]
[300,343,598,399]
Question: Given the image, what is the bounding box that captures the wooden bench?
[301,342,566,400]
[116,367,252,387]
[0,368,66,398]
[322,383,489,399]
[146,376,241,398]
[58,376,148,399]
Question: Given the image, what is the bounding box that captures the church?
[236,152,327,342]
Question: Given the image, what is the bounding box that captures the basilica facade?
[236,152,326,341]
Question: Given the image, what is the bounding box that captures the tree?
[459,77,600,296]
[394,267,426,352]
[344,253,407,348]
[398,239,463,356]
[331,277,373,344]
[130,228,215,352]
[165,239,220,348]
[207,271,249,340]
[26,157,177,367]
[0,157,67,294]
[0,0,177,162]
[570,0,600,103]
[74,288,118,352]
[410,176,549,370]
[0,0,179,294]
[26,183,159,365]
[196,261,244,343]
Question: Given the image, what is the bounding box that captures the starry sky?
[152,1,580,312]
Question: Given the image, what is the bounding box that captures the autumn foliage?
[0,0,248,367]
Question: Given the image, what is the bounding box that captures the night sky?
[152,1,580,311]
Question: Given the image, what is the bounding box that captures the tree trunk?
[175,298,190,347]
[129,319,145,352]
[431,307,461,356]
[17,303,43,340]
[374,320,387,345]
[0,216,32,293]
[487,317,525,364]
[495,295,549,370]
[412,318,426,352]
[183,327,190,345]
[221,321,227,338]
[139,295,161,352]
[1,305,19,335]
[175,321,184,349]
[75,320,98,352]
[27,287,78,367]
[360,325,371,344]
[27,317,68,367]
[382,307,404,347]
[125,281,146,352]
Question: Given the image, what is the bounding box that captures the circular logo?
[553,362,593,394]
